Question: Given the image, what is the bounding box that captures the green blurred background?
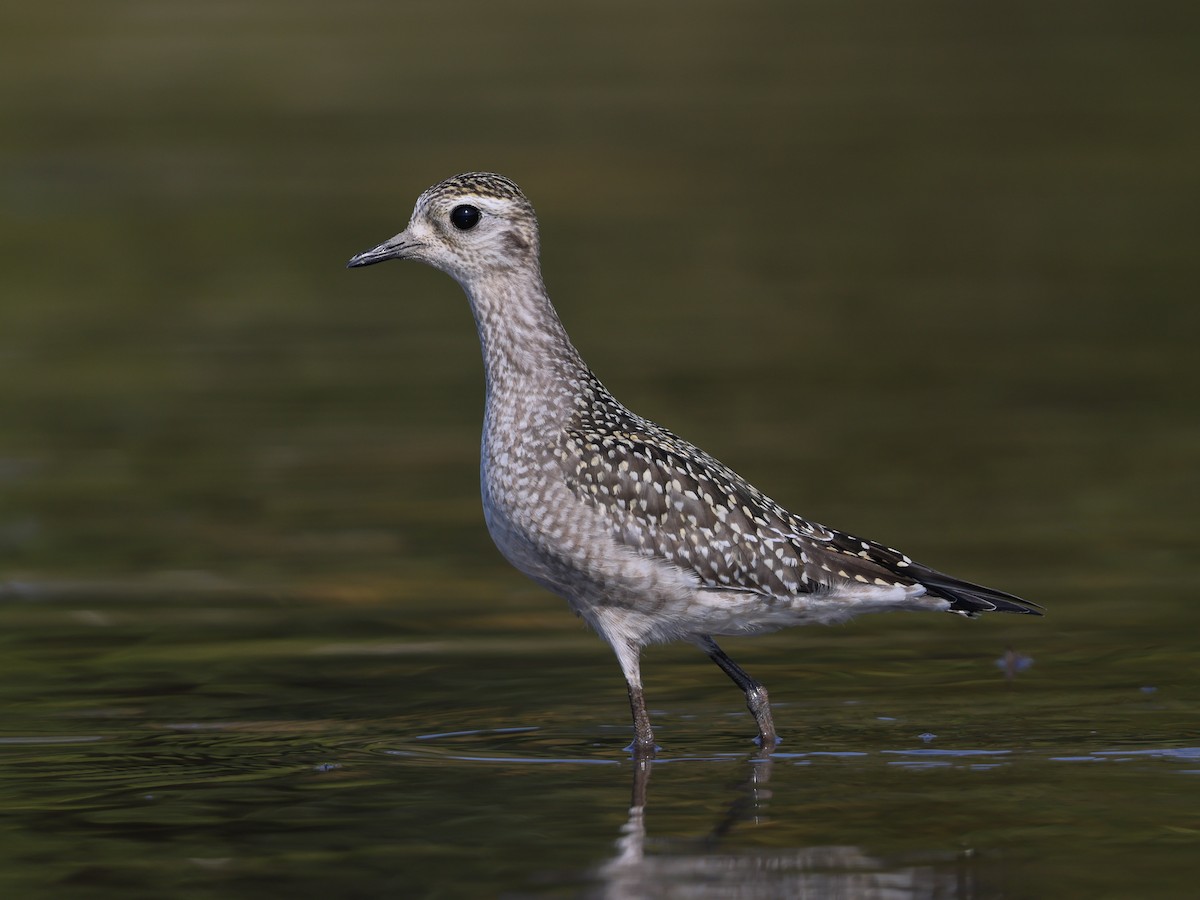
[3,0,1195,592]
[1,1,1198,896]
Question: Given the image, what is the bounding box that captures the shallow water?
[3,1,1199,897]
[3,583,1197,897]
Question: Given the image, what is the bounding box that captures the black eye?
[450,204,481,231]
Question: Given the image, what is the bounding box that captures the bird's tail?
[915,567,1044,618]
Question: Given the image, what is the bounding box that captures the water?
[3,583,1197,897]
[2,1,1198,897]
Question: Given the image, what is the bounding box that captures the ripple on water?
[0,735,107,745]
[378,726,625,765]
[371,732,1200,775]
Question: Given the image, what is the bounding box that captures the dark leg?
[612,638,657,755]
[696,635,778,748]
[626,682,656,754]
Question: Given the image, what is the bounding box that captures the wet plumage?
[348,172,1041,752]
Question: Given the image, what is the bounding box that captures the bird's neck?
[463,270,589,406]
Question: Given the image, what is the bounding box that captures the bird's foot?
[753,731,781,753]
[624,738,660,758]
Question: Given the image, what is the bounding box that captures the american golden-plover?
[348,172,1041,753]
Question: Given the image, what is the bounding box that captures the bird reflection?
[592,751,977,899]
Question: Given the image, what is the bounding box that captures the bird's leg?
[626,683,656,754]
[696,635,778,749]
[612,639,657,755]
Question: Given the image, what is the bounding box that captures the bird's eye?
[450,204,481,231]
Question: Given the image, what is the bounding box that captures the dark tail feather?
[915,568,1044,618]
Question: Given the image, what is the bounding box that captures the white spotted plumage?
[348,172,1042,752]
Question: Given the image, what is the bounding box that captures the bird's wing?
[560,418,923,600]
[561,385,1041,616]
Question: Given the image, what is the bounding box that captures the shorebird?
[348,172,1041,753]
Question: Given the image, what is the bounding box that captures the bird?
[347,172,1042,753]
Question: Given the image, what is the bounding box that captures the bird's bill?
[346,231,418,268]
